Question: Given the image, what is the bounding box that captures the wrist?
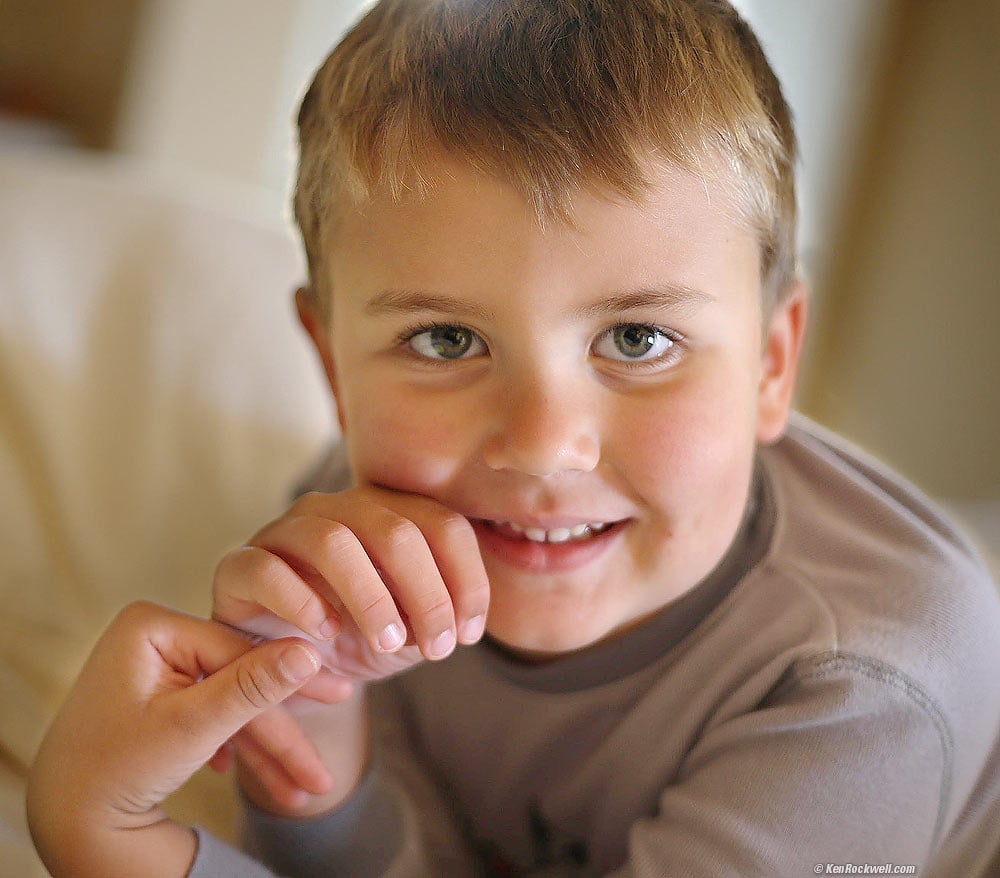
[31,805,197,878]
[29,754,194,878]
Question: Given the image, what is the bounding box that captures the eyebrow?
[572,286,716,319]
[363,284,715,320]
[364,289,495,321]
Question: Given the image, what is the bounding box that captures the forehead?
[326,153,759,306]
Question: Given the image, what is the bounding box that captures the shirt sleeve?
[188,827,280,878]
[235,684,478,877]
[608,653,949,877]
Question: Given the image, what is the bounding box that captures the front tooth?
[547,528,572,543]
[589,522,607,533]
[524,527,547,542]
[569,524,589,538]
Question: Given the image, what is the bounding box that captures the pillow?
[0,150,334,856]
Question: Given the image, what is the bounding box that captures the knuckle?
[308,518,359,560]
[109,602,161,648]
[464,574,492,603]
[381,518,423,554]
[240,548,289,592]
[211,551,238,596]
[259,570,315,618]
[289,491,326,516]
[116,600,156,626]
[288,588,320,622]
[356,589,397,622]
[414,592,453,620]
[235,663,278,710]
[434,511,476,545]
[215,546,268,592]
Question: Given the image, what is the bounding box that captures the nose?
[480,371,601,476]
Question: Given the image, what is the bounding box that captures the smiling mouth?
[479,520,618,544]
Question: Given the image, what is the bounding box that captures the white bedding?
[0,150,332,872]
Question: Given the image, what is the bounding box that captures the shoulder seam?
[786,650,954,850]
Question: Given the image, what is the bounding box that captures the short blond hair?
[294,0,797,318]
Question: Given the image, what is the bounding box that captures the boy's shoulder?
[760,413,993,590]
[752,413,1000,699]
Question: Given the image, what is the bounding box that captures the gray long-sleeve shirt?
[190,417,1000,876]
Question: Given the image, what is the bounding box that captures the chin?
[483,589,633,660]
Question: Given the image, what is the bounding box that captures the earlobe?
[756,281,809,445]
[295,287,346,431]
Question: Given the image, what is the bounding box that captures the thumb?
[186,639,321,744]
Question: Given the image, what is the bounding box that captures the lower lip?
[471,520,627,573]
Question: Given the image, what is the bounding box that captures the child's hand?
[27,601,325,878]
[210,486,490,812]
[213,485,490,675]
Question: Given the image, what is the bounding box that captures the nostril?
[481,381,601,475]
[481,434,600,476]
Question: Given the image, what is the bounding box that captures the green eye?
[594,323,676,362]
[409,325,487,360]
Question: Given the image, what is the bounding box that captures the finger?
[296,668,356,705]
[139,605,288,682]
[403,507,491,646]
[233,731,314,812]
[344,506,460,661]
[273,499,468,661]
[208,743,234,774]
[236,702,333,795]
[124,607,332,793]
[254,514,410,658]
[165,637,324,754]
[336,492,490,647]
[213,544,341,641]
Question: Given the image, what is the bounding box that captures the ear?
[756,280,809,445]
[295,287,347,433]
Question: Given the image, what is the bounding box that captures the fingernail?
[318,619,338,639]
[428,629,456,660]
[377,623,405,652]
[279,644,320,682]
[459,614,486,644]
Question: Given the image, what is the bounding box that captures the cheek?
[616,365,760,523]
[339,375,474,492]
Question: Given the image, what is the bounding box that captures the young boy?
[27,1,1000,876]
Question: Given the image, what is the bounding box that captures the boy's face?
[302,155,806,659]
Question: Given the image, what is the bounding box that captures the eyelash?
[394,321,477,365]
[395,321,454,346]
[602,322,686,370]
[394,321,686,369]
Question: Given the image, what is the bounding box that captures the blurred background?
[1,0,997,504]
